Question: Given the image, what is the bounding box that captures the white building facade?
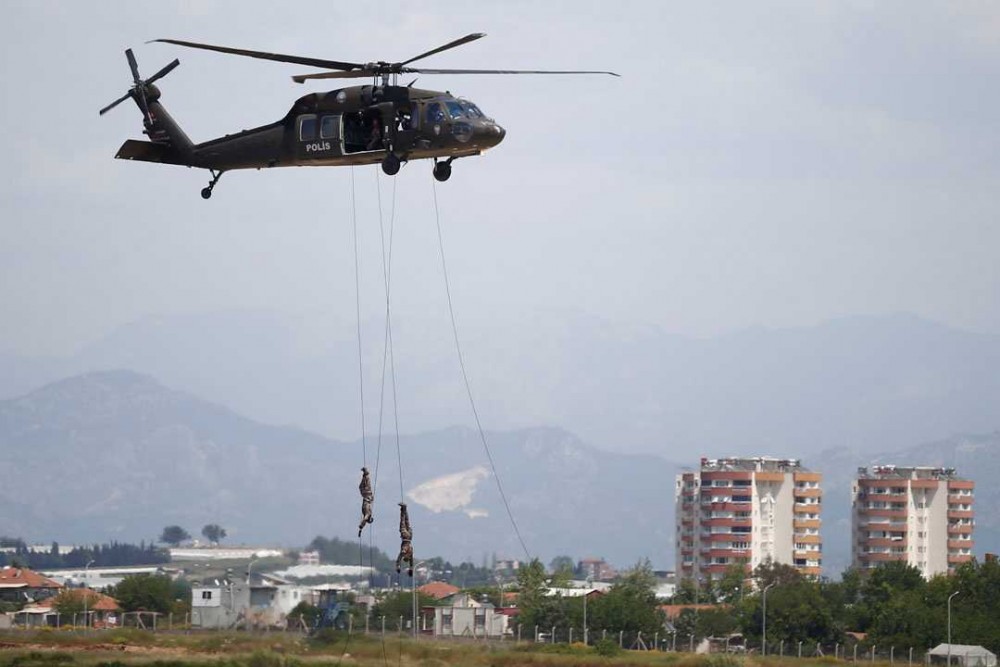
[852,466,974,578]
[675,457,823,582]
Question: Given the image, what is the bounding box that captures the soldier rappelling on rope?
[357,467,374,537]
[396,502,414,576]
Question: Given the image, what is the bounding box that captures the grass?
[0,632,907,667]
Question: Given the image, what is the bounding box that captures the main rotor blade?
[99,92,131,116]
[144,58,180,86]
[126,48,142,84]
[399,32,486,66]
[411,67,621,76]
[291,70,375,83]
[152,38,363,72]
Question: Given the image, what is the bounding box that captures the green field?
[0,630,886,667]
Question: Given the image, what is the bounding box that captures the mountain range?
[2,310,999,462]
[1,369,997,574]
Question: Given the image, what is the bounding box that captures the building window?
[201,591,212,600]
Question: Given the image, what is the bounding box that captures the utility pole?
[83,560,95,632]
[762,582,776,656]
[947,591,960,667]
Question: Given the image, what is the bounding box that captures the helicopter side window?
[299,115,317,141]
[320,115,338,139]
[445,102,466,119]
[426,103,446,124]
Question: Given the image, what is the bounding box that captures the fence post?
[517,624,521,643]
[689,634,694,652]
[910,647,914,667]
[534,625,539,642]
[551,626,555,644]
[872,645,877,663]
[836,643,840,660]
[854,645,859,662]
[602,629,606,642]
[799,641,803,658]
[381,615,385,638]
[892,646,895,665]
[569,628,573,644]
[780,640,785,657]
[655,632,659,651]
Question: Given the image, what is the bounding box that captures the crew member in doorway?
[358,467,374,537]
[366,114,383,150]
[396,502,414,576]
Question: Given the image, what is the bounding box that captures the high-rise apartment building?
[852,466,974,577]
[675,457,822,582]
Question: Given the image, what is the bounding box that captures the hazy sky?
[2,1,999,356]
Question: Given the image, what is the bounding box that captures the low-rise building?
[0,567,62,604]
[433,592,508,638]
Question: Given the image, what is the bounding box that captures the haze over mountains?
[2,309,998,460]
[1,310,998,573]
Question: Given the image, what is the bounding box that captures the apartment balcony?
[948,494,973,503]
[794,503,822,513]
[794,519,821,529]
[948,554,973,564]
[865,537,908,548]
[701,518,752,528]
[948,524,974,534]
[793,534,822,545]
[948,480,975,491]
[948,539,974,550]
[859,493,908,502]
[948,510,974,520]
[864,508,908,518]
[797,565,822,578]
[794,488,823,499]
[859,552,905,562]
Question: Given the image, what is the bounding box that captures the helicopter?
[100,33,618,199]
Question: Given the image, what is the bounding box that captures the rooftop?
[0,567,62,590]
[699,457,807,473]
[857,466,964,480]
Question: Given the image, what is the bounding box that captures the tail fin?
[100,48,194,161]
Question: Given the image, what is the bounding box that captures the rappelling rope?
[352,166,368,468]
[430,180,531,561]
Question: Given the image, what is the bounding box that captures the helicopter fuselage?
[116,84,505,174]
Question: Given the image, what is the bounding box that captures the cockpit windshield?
[460,101,485,119]
[445,101,466,120]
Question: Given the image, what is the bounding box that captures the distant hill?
[0,371,675,567]
[1,310,997,463]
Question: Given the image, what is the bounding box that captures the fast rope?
[430,180,532,561]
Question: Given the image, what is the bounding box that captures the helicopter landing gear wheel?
[433,160,452,182]
[201,169,224,200]
[381,153,400,176]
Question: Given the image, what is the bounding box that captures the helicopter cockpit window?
[320,115,338,139]
[299,115,317,141]
[426,103,446,124]
[461,102,485,119]
[445,102,466,119]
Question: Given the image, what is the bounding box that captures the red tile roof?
[0,567,61,589]
[418,581,461,600]
[26,589,120,612]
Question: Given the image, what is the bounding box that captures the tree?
[51,590,97,617]
[201,524,227,545]
[588,560,665,638]
[370,590,434,630]
[159,525,190,547]
[111,574,175,614]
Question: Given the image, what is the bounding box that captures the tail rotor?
[99,48,179,121]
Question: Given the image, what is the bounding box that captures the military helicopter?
[100,33,618,199]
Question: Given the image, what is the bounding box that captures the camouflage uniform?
[396,502,414,576]
[357,467,374,537]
